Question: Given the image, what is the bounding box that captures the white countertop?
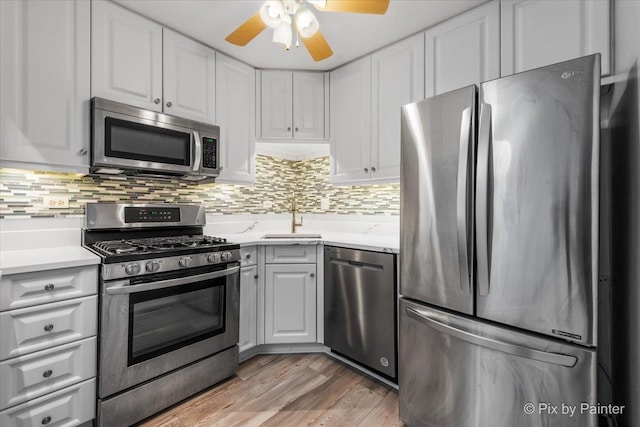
[219,232,399,254]
[0,246,100,276]
[0,214,399,276]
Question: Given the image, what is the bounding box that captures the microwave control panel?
[202,137,217,169]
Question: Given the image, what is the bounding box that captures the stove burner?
[91,235,228,257]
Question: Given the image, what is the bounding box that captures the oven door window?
[105,117,191,166]
[128,279,225,365]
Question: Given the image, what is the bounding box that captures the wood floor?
[139,353,404,427]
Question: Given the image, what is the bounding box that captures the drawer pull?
[43,369,53,378]
[44,324,54,332]
[310,273,315,278]
[254,274,259,279]
[246,254,251,259]
[42,416,52,425]
[44,283,55,291]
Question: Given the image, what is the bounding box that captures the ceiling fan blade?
[300,30,333,62]
[225,11,267,46]
[319,0,389,14]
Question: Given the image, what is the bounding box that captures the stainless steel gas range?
[83,203,240,427]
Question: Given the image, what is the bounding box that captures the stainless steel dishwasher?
[324,246,397,380]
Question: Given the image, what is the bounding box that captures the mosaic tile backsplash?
[0,156,399,218]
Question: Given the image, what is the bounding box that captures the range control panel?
[124,207,181,223]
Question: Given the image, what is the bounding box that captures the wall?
[0,155,400,218]
[609,1,640,426]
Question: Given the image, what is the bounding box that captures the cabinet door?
[371,33,425,183]
[501,0,610,76]
[239,265,258,353]
[215,54,256,184]
[330,56,372,184]
[260,71,293,139]
[163,29,216,123]
[293,72,325,140]
[264,264,316,344]
[425,0,500,97]
[92,0,163,111]
[0,0,90,171]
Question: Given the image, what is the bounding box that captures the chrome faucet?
[291,192,303,234]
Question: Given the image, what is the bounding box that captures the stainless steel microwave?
[91,97,220,182]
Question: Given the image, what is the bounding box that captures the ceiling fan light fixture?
[307,0,327,9]
[260,0,285,28]
[295,6,319,38]
[272,15,293,49]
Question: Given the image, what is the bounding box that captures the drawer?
[0,266,98,312]
[240,246,257,267]
[0,337,96,410]
[265,245,317,264]
[0,296,97,361]
[0,379,95,427]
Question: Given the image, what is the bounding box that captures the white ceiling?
[114,0,488,71]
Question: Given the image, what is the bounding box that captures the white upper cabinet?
[260,71,294,139]
[331,34,423,185]
[0,0,90,172]
[293,72,326,140]
[215,53,256,184]
[501,0,611,76]
[330,56,372,184]
[163,29,216,123]
[371,33,425,182]
[92,1,216,123]
[258,70,326,141]
[425,1,500,97]
[92,0,163,112]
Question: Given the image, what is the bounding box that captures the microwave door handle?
[192,130,202,172]
[105,266,240,295]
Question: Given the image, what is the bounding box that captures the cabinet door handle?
[219,166,224,171]
[41,416,52,425]
[310,273,315,278]
[43,370,53,378]
[166,101,173,108]
[364,167,369,173]
[246,254,251,259]
[154,98,161,104]
[295,127,299,132]
[44,283,55,291]
[287,127,291,131]
[371,166,376,172]
[254,274,259,279]
[77,148,87,156]
[43,324,54,332]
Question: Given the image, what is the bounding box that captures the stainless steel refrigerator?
[399,54,600,427]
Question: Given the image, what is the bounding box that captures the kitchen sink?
[261,233,322,239]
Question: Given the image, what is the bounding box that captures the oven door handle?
[105,266,240,295]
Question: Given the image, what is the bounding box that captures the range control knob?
[145,261,160,272]
[221,251,232,262]
[125,263,141,276]
[179,256,193,268]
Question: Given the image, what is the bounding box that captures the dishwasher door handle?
[330,258,384,271]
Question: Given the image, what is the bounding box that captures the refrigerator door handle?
[476,103,492,296]
[405,307,578,367]
[457,107,472,294]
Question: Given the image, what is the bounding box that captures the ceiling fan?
[225,0,390,62]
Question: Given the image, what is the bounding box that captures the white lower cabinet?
[264,263,316,344]
[0,379,95,427]
[0,337,96,410]
[0,296,97,361]
[0,265,97,425]
[239,264,258,353]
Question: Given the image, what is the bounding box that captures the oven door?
[98,263,240,398]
